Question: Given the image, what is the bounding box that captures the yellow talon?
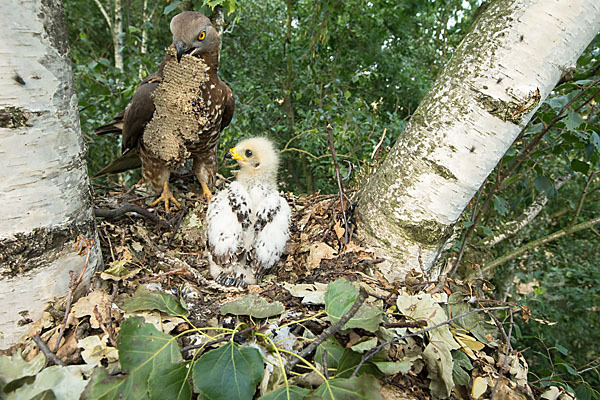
[200,181,213,201]
[150,181,180,213]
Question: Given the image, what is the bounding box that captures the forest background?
[65,0,600,393]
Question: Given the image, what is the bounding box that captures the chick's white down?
[206,137,291,286]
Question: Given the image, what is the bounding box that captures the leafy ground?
[0,176,576,399]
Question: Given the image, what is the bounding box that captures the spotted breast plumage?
[94,11,234,212]
[206,137,291,287]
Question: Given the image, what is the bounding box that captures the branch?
[93,0,112,31]
[483,216,600,272]
[327,123,349,246]
[352,306,510,377]
[571,170,598,226]
[483,174,571,247]
[94,204,172,228]
[286,287,368,373]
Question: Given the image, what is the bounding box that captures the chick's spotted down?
[206,137,291,287]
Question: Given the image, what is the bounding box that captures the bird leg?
[150,181,180,213]
[200,181,213,200]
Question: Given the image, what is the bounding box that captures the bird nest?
[4,179,539,399]
[144,48,210,167]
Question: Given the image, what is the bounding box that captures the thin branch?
[53,236,93,353]
[93,0,113,30]
[483,216,600,272]
[483,174,571,247]
[94,204,172,228]
[490,310,514,399]
[327,123,349,246]
[352,306,510,377]
[33,335,66,366]
[286,287,368,373]
[571,171,598,226]
[452,78,600,273]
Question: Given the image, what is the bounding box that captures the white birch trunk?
[0,0,102,349]
[113,0,124,71]
[356,0,600,282]
[138,0,149,80]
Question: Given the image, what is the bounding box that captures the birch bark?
[0,0,102,348]
[356,0,600,281]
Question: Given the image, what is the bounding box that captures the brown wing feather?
[220,84,234,132]
[121,78,160,152]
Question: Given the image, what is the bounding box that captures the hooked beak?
[175,40,188,63]
[227,147,245,161]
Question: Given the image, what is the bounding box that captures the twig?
[327,123,349,246]
[370,127,387,160]
[382,320,428,329]
[94,203,172,228]
[53,236,93,353]
[286,287,368,373]
[33,335,66,366]
[571,170,598,226]
[352,306,510,377]
[491,310,514,399]
[483,216,600,272]
[168,206,188,247]
[451,78,600,274]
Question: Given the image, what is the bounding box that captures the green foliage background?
[64,0,600,394]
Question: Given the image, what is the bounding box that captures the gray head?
[170,11,219,62]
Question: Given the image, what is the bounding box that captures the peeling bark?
[356,0,600,282]
[0,0,102,348]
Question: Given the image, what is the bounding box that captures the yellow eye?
[198,31,206,41]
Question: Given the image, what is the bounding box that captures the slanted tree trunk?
[93,0,124,71]
[356,0,600,282]
[0,0,102,349]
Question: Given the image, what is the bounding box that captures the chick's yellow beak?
[228,147,245,161]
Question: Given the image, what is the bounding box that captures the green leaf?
[372,360,413,375]
[148,362,192,400]
[533,175,553,194]
[574,384,593,400]
[324,279,383,332]
[192,342,263,400]
[8,365,88,400]
[119,286,188,317]
[220,294,285,318]
[554,343,569,355]
[163,0,180,14]
[492,195,509,216]
[546,95,569,111]
[344,90,351,99]
[565,109,585,131]
[462,221,474,228]
[423,342,455,398]
[259,385,311,400]
[570,159,590,174]
[350,337,378,353]
[83,317,183,399]
[0,351,45,383]
[307,374,382,400]
[451,350,472,386]
[590,131,600,153]
[335,349,383,378]
[314,337,345,370]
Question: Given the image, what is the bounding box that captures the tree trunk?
[356,0,600,282]
[113,0,124,71]
[0,0,102,349]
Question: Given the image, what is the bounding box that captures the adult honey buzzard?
[94,11,234,212]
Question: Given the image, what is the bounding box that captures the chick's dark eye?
[245,149,253,157]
